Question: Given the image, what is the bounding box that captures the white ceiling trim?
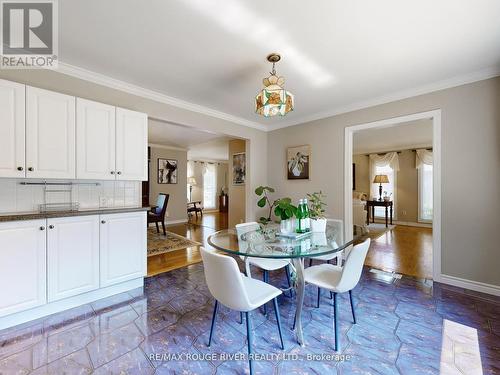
[188,158,229,164]
[57,61,267,131]
[58,62,500,133]
[266,66,500,131]
[148,143,188,151]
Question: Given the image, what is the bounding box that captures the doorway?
[344,110,442,281]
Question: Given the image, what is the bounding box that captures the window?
[418,164,433,222]
[187,161,193,201]
[203,164,217,210]
[371,164,396,218]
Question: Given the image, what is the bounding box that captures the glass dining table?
[207,221,356,346]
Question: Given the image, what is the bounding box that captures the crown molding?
[57,62,500,133]
[266,65,500,131]
[148,143,188,152]
[57,62,267,132]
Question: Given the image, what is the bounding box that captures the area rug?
[147,228,201,257]
[354,223,396,244]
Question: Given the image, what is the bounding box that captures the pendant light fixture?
[255,53,294,117]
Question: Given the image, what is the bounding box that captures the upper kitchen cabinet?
[0,80,25,178]
[26,86,76,179]
[76,98,116,180]
[115,108,148,181]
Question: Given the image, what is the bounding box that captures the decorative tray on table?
[277,231,311,240]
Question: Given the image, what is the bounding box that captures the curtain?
[369,152,400,173]
[416,149,433,169]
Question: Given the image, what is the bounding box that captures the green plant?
[255,186,297,223]
[307,191,327,219]
[255,186,278,224]
[274,198,297,220]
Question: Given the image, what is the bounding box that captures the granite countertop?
[0,206,150,222]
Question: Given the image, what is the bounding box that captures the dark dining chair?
[148,193,169,235]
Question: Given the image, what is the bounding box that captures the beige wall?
[0,70,268,224]
[354,150,421,222]
[268,77,500,287]
[228,139,246,227]
[353,154,370,195]
[149,146,187,222]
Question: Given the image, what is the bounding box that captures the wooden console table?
[366,200,393,228]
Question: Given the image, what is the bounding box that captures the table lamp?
[373,174,389,201]
[188,176,197,202]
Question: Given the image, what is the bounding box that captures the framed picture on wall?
[158,158,178,184]
[232,152,246,185]
[287,145,310,180]
[353,163,356,190]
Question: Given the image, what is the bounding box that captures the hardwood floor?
[147,211,228,276]
[364,224,433,279]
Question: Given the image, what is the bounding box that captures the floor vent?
[369,268,402,283]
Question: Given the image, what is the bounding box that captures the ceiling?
[149,119,230,160]
[353,119,433,154]
[187,138,230,161]
[148,119,222,148]
[59,0,500,130]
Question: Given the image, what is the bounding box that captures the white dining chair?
[200,247,284,375]
[308,219,344,302]
[236,222,293,311]
[308,218,344,267]
[303,238,371,352]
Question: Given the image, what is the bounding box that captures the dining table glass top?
[208,221,356,259]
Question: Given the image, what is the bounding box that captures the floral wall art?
[287,145,310,180]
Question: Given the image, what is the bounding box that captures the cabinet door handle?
[39,226,45,231]
[17,166,23,171]
[48,225,54,229]
[117,171,122,175]
[110,171,115,175]
[101,220,106,224]
[28,167,34,171]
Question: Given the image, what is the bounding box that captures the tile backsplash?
[0,179,141,213]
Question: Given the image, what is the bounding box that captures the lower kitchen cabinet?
[99,211,147,287]
[47,215,100,302]
[0,220,47,318]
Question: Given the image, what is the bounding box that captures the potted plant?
[274,198,297,234]
[255,186,278,224]
[307,191,327,232]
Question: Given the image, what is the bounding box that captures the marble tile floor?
[1,263,499,374]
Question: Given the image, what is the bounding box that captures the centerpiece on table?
[307,191,327,232]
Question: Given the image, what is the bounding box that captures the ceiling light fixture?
[255,53,294,117]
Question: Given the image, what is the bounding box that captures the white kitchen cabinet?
[26,86,76,179]
[115,108,148,181]
[0,220,46,318]
[0,79,25,178]
[76,98,116,180]
[47,215,100,302]
[99,211,146,287]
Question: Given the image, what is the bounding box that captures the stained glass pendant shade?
[255,53,294,117]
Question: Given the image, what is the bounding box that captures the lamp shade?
[373,174,389,184]
[187,177,197,185]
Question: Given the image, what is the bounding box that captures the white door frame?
[344,110,442,281]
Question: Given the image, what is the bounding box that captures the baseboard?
[166,219,188,226]
[439,274,500,297]
[0,278,144,330]
[372,219,432,228]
